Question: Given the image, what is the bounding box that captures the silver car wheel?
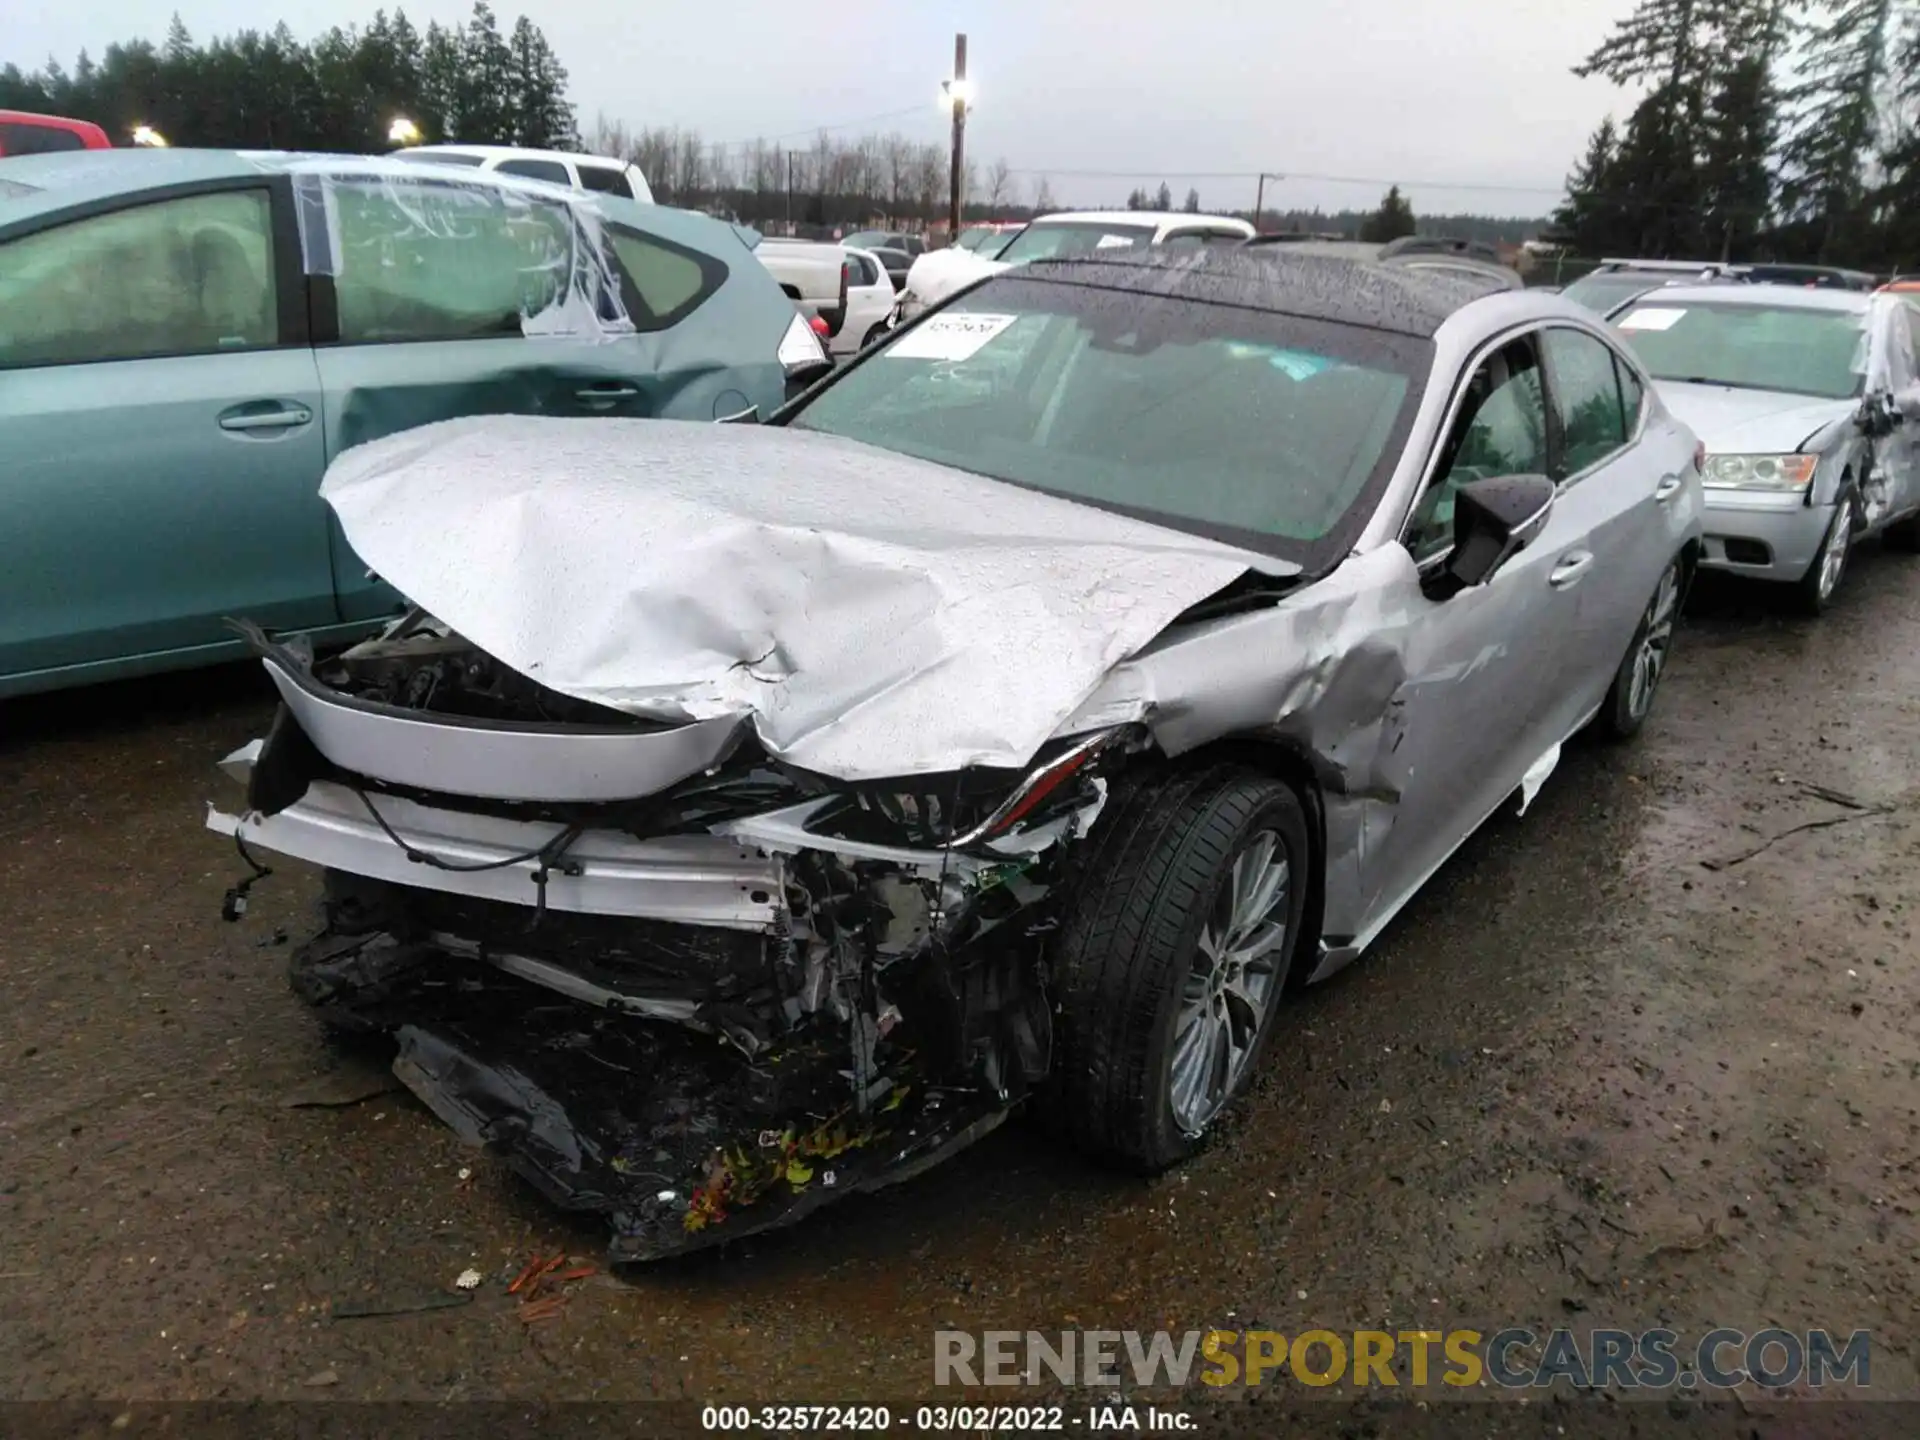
[1627,559,1681,721]
[1816,506,1851,602]
[1169,830,1289,1135]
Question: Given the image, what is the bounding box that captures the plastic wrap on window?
[284,159,635,343]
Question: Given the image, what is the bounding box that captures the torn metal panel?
[317,416,1276,782]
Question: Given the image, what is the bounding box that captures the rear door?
[0,181,333,684]
[1537,325,1681,729]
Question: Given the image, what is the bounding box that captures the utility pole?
[946,33,968,244]
[1253,171,1283,233]
[785,149,794,233]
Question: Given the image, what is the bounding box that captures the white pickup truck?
[896,210,1257,323]
[752,238,851,342]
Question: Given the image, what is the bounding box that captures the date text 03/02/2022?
[700,1404,1187,1431]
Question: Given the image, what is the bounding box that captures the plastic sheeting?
[318,415,1280,781]
[279,156,635,343]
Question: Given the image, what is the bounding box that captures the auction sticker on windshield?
[1618,307,1685,332]
[887,313,1019,361]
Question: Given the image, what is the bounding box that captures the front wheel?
[1040,768,1311,1172]
[1596,553,1684,741]
[1797,501,1852,615]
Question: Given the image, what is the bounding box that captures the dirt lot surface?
[2,549,1918,1431]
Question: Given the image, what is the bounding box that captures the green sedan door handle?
[575,384,640,409]
[218,403,313,433]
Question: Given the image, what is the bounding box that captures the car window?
[1544,328,1629,479]
[328,177,580,343]
[0,188,277,369]
[846,253,875,287]
[606,225,726,328]
[576,163,634,198]
[393,150,485,168]
[1614,298,1867,399]
[997,223,1157,263]
[791,275,1430,567]
[1615,355,1645,431]
[1406,338,1548,562]
[495,158,573,186]
[0,120,88,155]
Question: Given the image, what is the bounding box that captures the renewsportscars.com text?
[934,1327,1871,1390]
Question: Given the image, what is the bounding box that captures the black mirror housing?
[1442,473,1557,592]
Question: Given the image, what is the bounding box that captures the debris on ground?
[279,1057,404,1109]
[329,1291,474,1319]
[302,1369,340,1386]
[453,1268,482,1291]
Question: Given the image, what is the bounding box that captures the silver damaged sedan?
[1612,284,1920,612]
[207,249,1704,1259]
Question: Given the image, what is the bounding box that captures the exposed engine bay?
[212,619,1121,1260]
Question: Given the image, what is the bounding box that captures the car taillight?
[777,312,829,377]
[809,314,830,337]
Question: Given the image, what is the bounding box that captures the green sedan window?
[327,177,581,343]
[0,189,276,369]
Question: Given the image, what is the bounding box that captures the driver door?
[1359,331,1584,925]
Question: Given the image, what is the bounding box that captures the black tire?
[1885,513,1920,553]
[1796,498,1853,616]
[1040,767,1312,1172]
[862,323,890,349]
[1596,551,1686,741]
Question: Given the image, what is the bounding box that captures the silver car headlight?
[1702,452,1818,491]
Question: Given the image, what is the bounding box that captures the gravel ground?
[2,547,1917,1431]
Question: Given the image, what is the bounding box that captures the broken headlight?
[1702,452,1817,491]
[804,728,1129,851]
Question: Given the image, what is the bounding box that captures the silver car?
[1611,284,1920,612]
[206,250,1703,1259]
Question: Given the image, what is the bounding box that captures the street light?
[940,77,973,112]
[387,116,421,147]
[130,124,168,148]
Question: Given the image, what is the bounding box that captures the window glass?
[1407,341,1548,561]
[0,121,87,155]
[997,222,1156,263]
[329,177,580,343]
[393,150,486,168]
[495,158,573,186]
[792,276,1428,564]
[0,189,276,368]
[1614,298,1867,399]
[845,252,875,287]
[577,163,633,198]
[608,227,724,325]
[1544,328,1628,478]
[1615,355,1645,430]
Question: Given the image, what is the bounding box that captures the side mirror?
[1440,474,1556,593]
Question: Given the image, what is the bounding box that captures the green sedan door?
[0,183,334,690]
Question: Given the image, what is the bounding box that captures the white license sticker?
[887,312,1019,361]
[1618,307,1685,332]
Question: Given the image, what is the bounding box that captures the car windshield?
[996,222,1158,263]
[1560,271,1676,313]
[843,231,896,250]
[1615,298,1867,399]
[788,275,1429,563]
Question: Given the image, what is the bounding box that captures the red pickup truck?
[0,110,112,156]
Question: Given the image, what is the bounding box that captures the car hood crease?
[1656,381,1857,454]
[318,416,1283,781]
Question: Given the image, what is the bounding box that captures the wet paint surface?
[1,558,1917,1410]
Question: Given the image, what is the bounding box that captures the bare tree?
[985,157,1013,212]
[1032,175,1058,213]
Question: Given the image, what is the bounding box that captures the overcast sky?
[12,0,1642,214]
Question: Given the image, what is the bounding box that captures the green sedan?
[0,149,824,696]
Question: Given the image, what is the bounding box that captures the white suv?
[393,145,655,203]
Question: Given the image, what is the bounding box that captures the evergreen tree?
[1550,117,1624,254]
[1778,0,1892,261]
[508,15,576,148]
[1153,180,1173,210]
[1359,184,1416,242]
[419,20,465,139]
[1182,187,1201,212]
[455,2,515,143]
[1125,187,1148,210]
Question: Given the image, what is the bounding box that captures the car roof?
[1032,209,1245,227]
[1011,247,1506,337]
[397,144,626,168]
[1625,282,1870,314]
[0,148,652,231]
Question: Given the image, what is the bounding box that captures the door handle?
[1653,472,1684,501]
[219,404,311,433]
[1549,551,1595,589]
[575,384,640,406]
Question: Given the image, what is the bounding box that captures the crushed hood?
[319,416,1279,781]
[1657,381,1858,454]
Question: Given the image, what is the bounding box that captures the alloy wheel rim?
[1169,830,1290,1135]
[1818,510,1850,601]
[1627,561,1681,720]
